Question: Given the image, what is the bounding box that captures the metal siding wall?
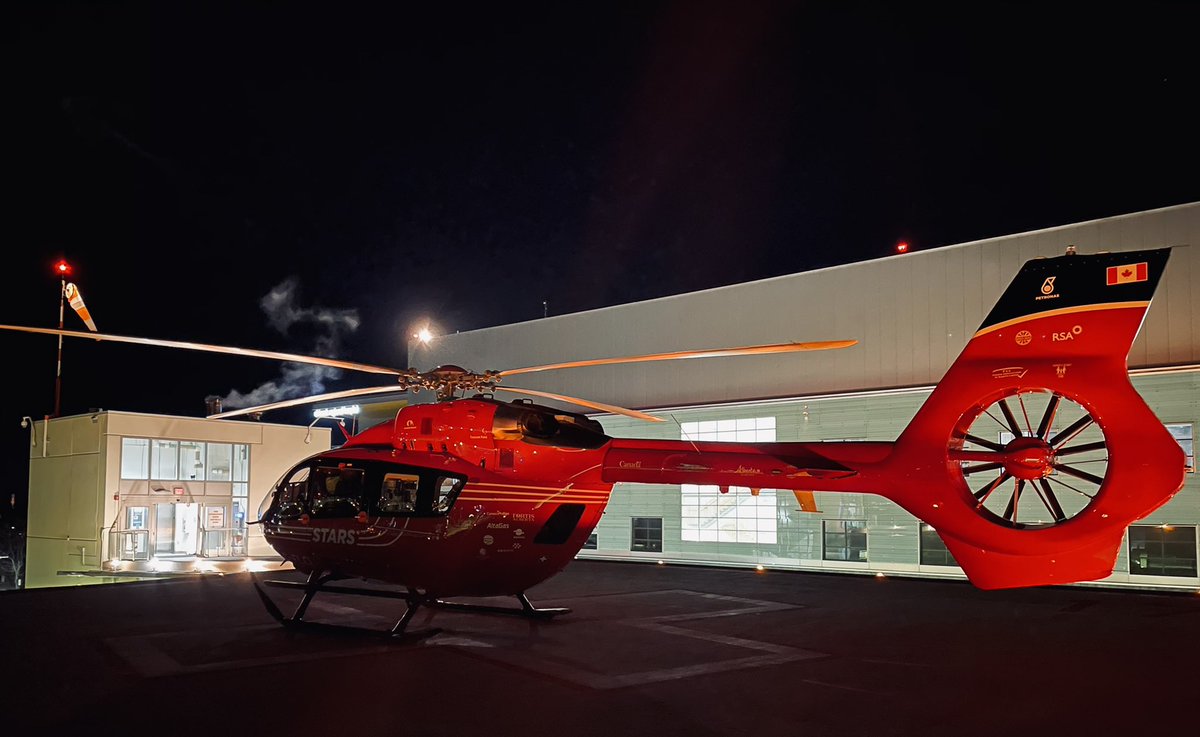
[426,203,1199,412]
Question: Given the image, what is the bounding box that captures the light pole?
[53,260,70,418]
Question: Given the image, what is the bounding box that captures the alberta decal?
[1106,262,1148,285]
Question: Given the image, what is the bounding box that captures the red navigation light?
[54,260,72,276]
[896,241,910,254]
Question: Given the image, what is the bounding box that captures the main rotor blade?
[496,339,858,378]
[0,324,404,376]
[210,385,408,419]
[494,386,665,423]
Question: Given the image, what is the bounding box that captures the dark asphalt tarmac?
[1,561,1196,736]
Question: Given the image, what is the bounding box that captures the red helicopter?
[2,247,1186,637]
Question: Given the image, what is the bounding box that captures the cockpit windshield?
[262,457,465,521]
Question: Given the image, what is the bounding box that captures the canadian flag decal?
[1106,262,1148,286]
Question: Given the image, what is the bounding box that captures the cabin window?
[377,473,421,514]
[434,476,463,513]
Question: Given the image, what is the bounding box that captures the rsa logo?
[1052,325,1083,342]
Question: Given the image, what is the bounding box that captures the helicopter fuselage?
[261,398,615,597]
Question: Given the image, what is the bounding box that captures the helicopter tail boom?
[603,248,1186,589]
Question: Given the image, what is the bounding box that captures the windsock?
[64,282,98,332]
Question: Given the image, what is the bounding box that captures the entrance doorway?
[154,502,200,555]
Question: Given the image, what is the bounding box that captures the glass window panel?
[716,419,737,433]
[434,476,463,514]
[631,517,663,552]
[232,444,250,482]
[377,473,421,514]
[179,441,205,480]
[1128,525,1197,576]
[207,443,233,481]
[121,438,150,480]
[824,520,867,561]
[1166,423,1194,471]
[309,465,366,518]
[150,440,178,480]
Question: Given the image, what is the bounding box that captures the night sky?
[2,2,1198,516]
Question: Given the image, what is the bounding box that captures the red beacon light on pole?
[55,260,72,276]
[896,241,910,254]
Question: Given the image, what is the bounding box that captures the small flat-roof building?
[24,410,329,588]
[417,203,1200,591]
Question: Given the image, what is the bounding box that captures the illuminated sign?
[313,404,361,418]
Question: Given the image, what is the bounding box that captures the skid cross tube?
[251,574,569,636]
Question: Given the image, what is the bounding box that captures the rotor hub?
[1002,436,1054,480]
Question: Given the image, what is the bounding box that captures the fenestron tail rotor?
[949,388,1108,529]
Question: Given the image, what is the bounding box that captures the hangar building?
[417,203,1199,591]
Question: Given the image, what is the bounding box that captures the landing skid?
[251,571,570,638]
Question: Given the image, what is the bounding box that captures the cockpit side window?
[276,466,311,520]
[309,465,366,519]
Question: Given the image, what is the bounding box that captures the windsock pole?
[54,275,65,418]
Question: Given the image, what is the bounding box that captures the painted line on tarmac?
[444,589,825,690]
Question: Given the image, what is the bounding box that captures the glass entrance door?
[154,504,175,554]
[174,503,199,555]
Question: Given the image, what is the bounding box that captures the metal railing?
[109,529,151,562]
[199,527,248,558]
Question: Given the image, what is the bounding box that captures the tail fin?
[893,247,1186,588]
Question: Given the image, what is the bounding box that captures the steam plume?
[221,277,361,409]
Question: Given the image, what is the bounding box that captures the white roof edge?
[446,201,1200,337]
[49,408,328,430]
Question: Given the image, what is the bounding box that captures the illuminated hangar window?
[679,418,778,545]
